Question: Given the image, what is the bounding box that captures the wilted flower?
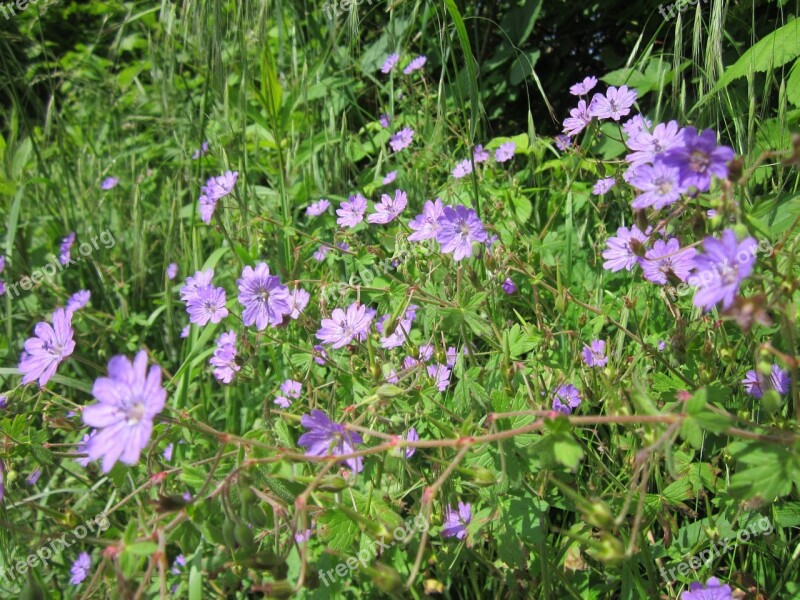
[59,232,76,266]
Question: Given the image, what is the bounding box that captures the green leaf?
[318,509,360,553]
[189,565,202,600]
[728,441,799,501]
[125,541,158,556]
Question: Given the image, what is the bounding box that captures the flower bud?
[318,475,350,491]
[761,389,784,414]
[376,384,404,399]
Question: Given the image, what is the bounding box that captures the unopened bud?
[376,384,404,399]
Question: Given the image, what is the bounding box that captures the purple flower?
[592,177,615,196]
[552,384,581,414]
[441,502,471,539]
[622,115,652,139]
[555,135,572,151]
[582,340,607,367]
[0,255,5,296]
[436,205,489,261]
[680,577,732,600]
[502,278,517,294]
[588,85,637,121]
[295,528,312,544]
[288,287,310,319]
[210,331,239,384]
[626,121,682,167]
[418,344,434,362]
[306,199,330,217]
[382,171,397,185]
[689,229,757,311]
[180,325,190,339]
[298,409,364,473]
[381,53,400,74]
[0,395,7,409]
[60,232,76,265]
[19,308,75,387]
[316,302,374,348]
[400,427,419,458]
[569,76,598,96]
[390,128,415,152]
[180,269,214,302]
[473,145,490,163]
[404,55,427,74]
[192,141,209,159]
[379,113,392,128]
[82,350,167,472]
[237,263,292,330]
[66,290,91,313]
[26,468,42,485]
[629,162,686,210]
[313,245,331,262]
[452,159,473,179]
[281,379,302,398]
[186,285,228,326]
[70,552,91,585]
[657,341,667,352]
[639,238,696,285]
[367,189,407,224]
[75,432,95,467]
[198,195,216,224]
[101,177,119,190]
[166,263,178,280]
[408,198,444,242]
[563,100,592,137]
[171,555,186,575]
[742,365,791,398]
[379,316,414,349]
[446,346,458,368]
[495,142,516,163]
[602,225,649,272]
[336,193,367,228]
[427,364,451,391]
[659,127,734,192]
[198,170,238,223]
[312,344,328,365]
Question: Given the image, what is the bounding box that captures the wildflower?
[379,113,392,128]
[186,285,228,326]
[381,53,400,74]
[569,76,597,96]
[502,278,517,294]
[689,229,757,311]
[436,205,489,261]
[401,427,419,458]
[171,555,186,575]
[0,255,5,296]
[60,232,76,265]
[657,341,667,351]
[198,170,238,223]
[495,142,516,163]
[742,365,790,398]
[166,263,178,280]
[408,198,444,242]
[639,238,696,285]
[66,290,91,313]
[70,552,91,585]
[101,177,118,190]
[382,171,397,185]
[626,121,682,167]
[278,379,302,406]
[367,189,407,224]
[602,225,649,272]
[441,502,471,539]
[403,55,427,74]
[592,177,615,196]
[180,269,214,302]
[473,145,490,163]
[295,528,312,544]
[446,346,458,368]
[209,331,239,384]
[312,344,328,365]
[622,114,652,139]
[563,100,592,137]
[588,85,637,121]
[180,325,190,338]
[427,364,451,391]
[26,469,42,485]
[298,409,364,473]
[680,577,732,600]
[0,395,7,409]
[306,199,330,217]
[378,314,414,349]
[452,159,473,179]
[390,127,415,152]
[582,340,608,367]
[629,162,685,210]
[237,263,292,330]
[336,193,367,228]
[418,344,434,362]
[316,302,374,348]
[313,245,331,262]
[288,287,310,319]
[19,308,75,387]
[660,127,734,192]
[192,141,209,159]
[552,384,581,414]
[555,135,572,151]
[82,350,166,472]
